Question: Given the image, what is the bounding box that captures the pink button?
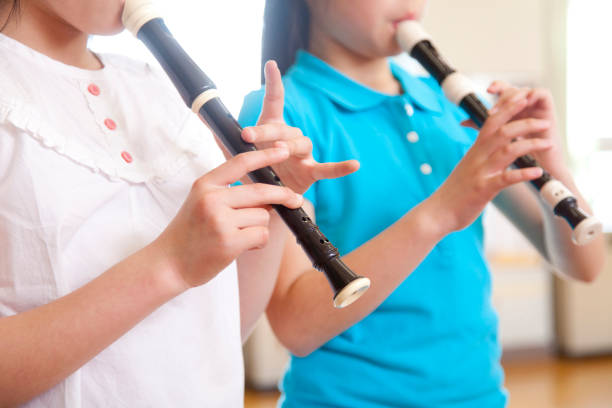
[104,118,117,130]
[87,84,100,96]
[121,151,133,163]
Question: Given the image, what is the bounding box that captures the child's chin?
[383,43,403,58]
[92,22,126,36]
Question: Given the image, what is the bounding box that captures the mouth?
[392,12,416,28]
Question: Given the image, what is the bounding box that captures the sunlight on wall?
[89,0,265,116]
[567,0,612,231]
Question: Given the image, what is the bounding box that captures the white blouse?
[0,33,243,407]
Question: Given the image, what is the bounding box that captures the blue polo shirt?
[239,50,506,408]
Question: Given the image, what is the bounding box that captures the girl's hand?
[486,81,565,177]
[155,147,304,290]
[428,93,553,233]
[240,61,360,194]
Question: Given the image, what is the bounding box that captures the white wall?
[423,0,546,79]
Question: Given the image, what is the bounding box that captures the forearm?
[267,199,447,356]
[538,169,605,281]
[0,241,184,407]
[238,211,288,342]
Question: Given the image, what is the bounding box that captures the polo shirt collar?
[289,50,442,114]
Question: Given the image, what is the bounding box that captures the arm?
[267,199,445,357]
[493,172,604,282]
[0,147,302,407]
[489,81,604,282]
[238,212,289,341]
[267,94,556,356]
[0,243,182,407]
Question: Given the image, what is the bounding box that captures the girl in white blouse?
[0,1,358,407]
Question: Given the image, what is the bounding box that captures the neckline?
[289,50,442,113]
[0,32,110,80]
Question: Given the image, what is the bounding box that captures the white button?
[420,163,432,175]
[406,131,419,143]
[404,103,414,116]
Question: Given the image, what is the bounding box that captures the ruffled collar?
[0,33,210,184]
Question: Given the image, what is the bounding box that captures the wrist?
[138,239,190,300]
[408,197,454,243]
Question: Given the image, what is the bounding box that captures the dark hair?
[1,0,20,32]
[261,0,310,84]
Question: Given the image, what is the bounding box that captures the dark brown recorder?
[122,0,370,308]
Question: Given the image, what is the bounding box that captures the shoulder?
[0,45,37,107]
[238,87,265,127]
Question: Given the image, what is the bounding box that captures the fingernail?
[265,60,277,76]
[243,128,255,141]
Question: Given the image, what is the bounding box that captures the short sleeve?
[238,89,265,128]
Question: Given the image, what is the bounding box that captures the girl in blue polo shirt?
[239,1,605,407]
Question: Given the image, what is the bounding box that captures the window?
[567,0,612,231]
